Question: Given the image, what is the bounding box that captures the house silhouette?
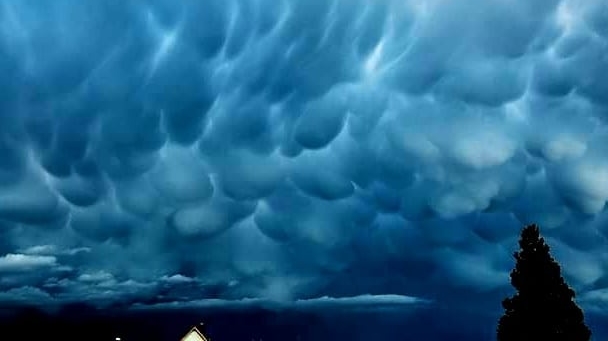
[180,324,210,341]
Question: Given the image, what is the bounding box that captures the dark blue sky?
[1,0,608,339]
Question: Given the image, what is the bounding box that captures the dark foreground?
[1,304,606,341]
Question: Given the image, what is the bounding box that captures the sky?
[1,0,608,339]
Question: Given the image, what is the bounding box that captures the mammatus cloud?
[0,0,608,317]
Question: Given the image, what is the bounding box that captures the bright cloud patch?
[0,254,57,272]
[0,0,607,319]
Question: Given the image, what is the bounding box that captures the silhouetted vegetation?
[0,304,323,341]
[497,224,591,341]
[0,304,166,341]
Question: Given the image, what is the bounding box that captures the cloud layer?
[1,0,608,318]
[132,294,429,313]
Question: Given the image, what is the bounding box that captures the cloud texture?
[1,0,608,321]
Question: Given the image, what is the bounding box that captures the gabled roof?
[180,326,209,341]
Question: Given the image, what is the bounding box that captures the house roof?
[180,326,209,341]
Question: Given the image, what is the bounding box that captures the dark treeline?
[0,303,494,340]
[0,304,167,341]
[0,304,324,341]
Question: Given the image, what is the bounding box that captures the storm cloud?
[1,0,608,328]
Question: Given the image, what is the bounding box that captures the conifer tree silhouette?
[497,224,591,341]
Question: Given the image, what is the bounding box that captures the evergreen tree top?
[497,224,591,341]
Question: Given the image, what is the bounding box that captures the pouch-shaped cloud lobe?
[1,0,608,321]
